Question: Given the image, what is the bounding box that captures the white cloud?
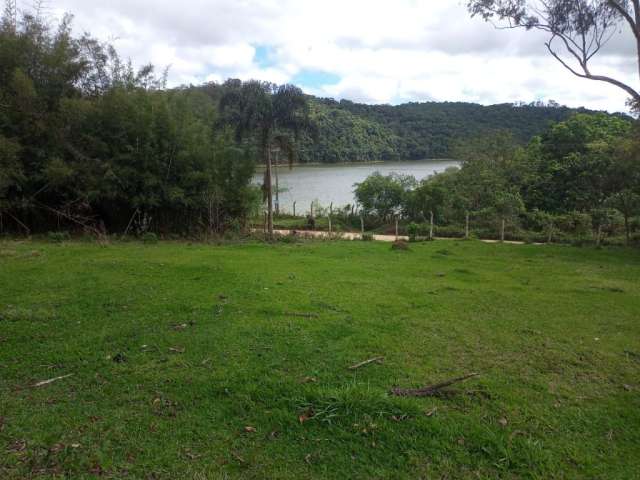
[46,0,637,112]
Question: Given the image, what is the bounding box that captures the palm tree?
[220,80,311,238]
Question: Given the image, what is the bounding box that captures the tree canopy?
[0,7,258,235]
[467,0,640,107]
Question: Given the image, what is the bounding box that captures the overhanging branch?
[546,41,640,102]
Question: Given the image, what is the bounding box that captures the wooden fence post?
[465,212,470,239]
[429,210,434,240]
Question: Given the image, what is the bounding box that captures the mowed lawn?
[1,239,639,479]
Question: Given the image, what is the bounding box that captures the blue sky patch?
[292,70,341,88]
[254,45,276,68]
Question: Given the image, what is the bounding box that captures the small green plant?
[407,222,419,242]
[277,234,299,244]
[47,231,70,243]
[141,232,158,244]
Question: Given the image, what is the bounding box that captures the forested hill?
[194,81,625,163]
[296,98,616,162]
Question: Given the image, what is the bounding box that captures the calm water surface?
[255,160,459,213]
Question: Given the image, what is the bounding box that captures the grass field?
[1,239,639,479]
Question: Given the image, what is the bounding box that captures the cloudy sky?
[47,0,635,112]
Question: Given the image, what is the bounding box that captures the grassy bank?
[1,239,639,479]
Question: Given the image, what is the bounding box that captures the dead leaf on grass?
[89,464,104,476]
[244,426,257,433]
[391,414,410,422]
[299,409,315,424]
[231,451,246,464]
[184,449,201,460]
[7,439,26,452]
[49,443,65,454]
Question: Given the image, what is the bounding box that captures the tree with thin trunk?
[493,191,525,242]
[467,1,640,108]
[219,80,311,239]
[591,207,622,245]
[605,190,640,244]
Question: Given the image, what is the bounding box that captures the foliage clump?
[391,240,410,251]
[141,232,159,244]
[0,8,258,236]
[47,231,70,243]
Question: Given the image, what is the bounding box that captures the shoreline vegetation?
[254,158,459,168]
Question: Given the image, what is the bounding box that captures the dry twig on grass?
[33,374,73,388]
[348,356,384,370]
[391,373,480,397]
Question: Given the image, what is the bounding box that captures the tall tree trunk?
[274,157,280,217]
[265,145,274,239]
[465,212,470,239]
[625,214,630,246]
[596,224,603,247]
[500,218,505,242]
[361,216,365,236]
[429,210,434,240]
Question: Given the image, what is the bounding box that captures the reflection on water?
[254,160,460,213]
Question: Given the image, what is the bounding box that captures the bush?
[361,233,374,241]
[391,240,409,251]
[276,233,299,244]
[433,224,466,239]
[141,232,158,244]
[47,231,70,243]
[407,222,419,242]
[557,212,592,237]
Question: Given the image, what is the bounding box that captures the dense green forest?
[301,98,612,162]
[351,113,639,245]
[195,82,618,163]
[0,10,259,235]
[0,6,637,239]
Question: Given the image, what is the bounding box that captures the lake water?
[254,160,459,214]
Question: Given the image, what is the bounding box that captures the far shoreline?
[255,158,460,168]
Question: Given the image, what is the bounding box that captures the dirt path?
[260,229,535,245]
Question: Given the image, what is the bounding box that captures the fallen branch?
[33,373,73,388]
[284,312,319,319]
[348,356,384,370]
[390,373,480,397]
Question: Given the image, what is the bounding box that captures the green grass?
[1,239,639,479]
